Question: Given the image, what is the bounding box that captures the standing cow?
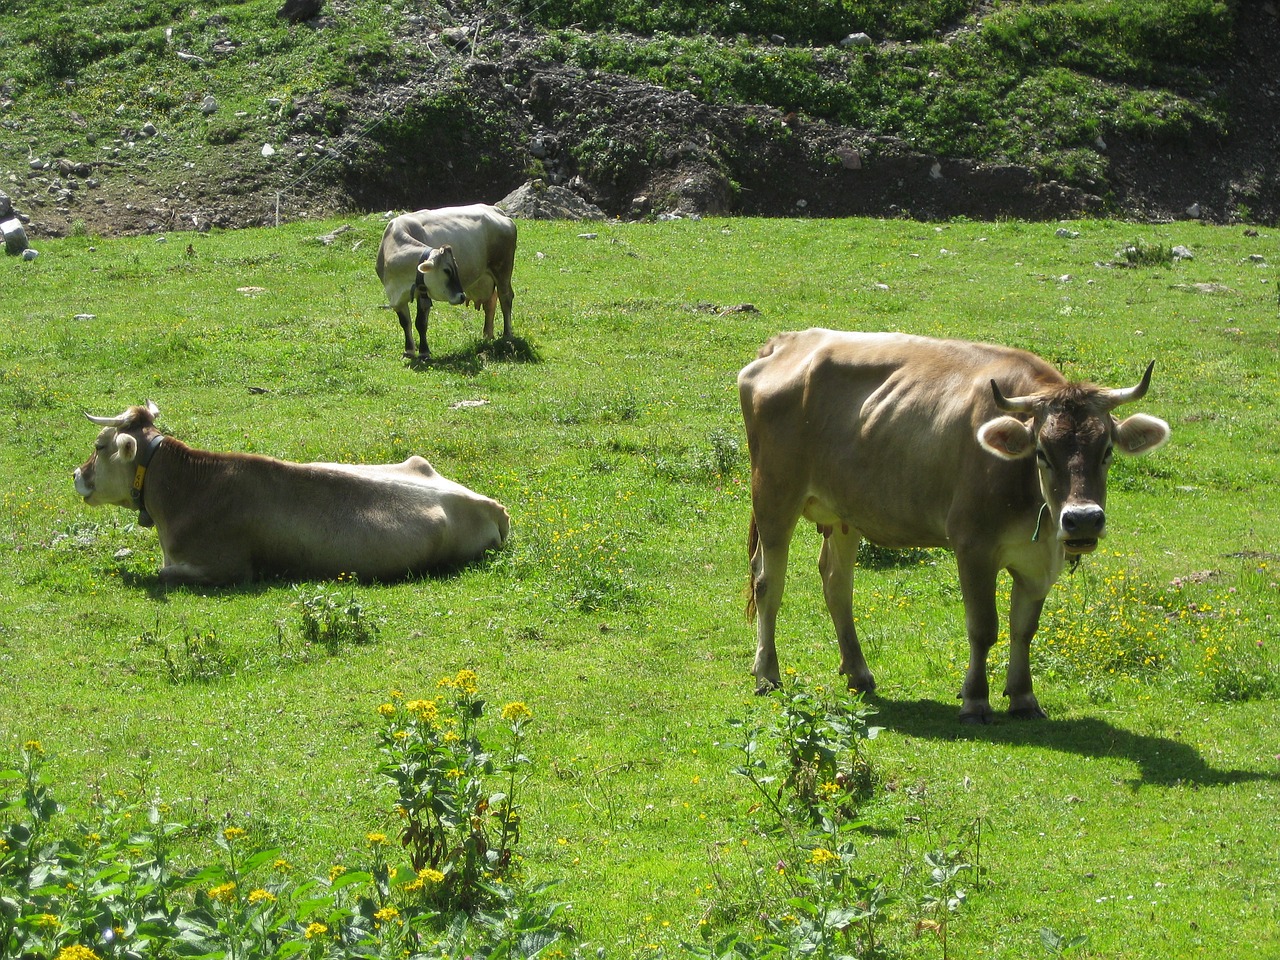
[739,330,1171,722]
[375,203,517,359]
[73,402,510,585]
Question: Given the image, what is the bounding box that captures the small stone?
[841,32,874,48]
[21,248,38,261]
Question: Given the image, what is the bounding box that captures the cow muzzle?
[1059,503,1104,555]
[73,465,94,499]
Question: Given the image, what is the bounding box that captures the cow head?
[416,245,467,305]
[73,401,161,508]
[976,364,1170,555]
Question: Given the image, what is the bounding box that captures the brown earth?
[11,3,1280,238]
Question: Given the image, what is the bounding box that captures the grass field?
[1,215,1278,959]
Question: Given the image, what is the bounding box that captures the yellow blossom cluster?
[501,701,533,722]
[208,882,237,904]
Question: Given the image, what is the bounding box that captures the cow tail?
[745,511,760,623]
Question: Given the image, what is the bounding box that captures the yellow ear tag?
[132,465,147,493]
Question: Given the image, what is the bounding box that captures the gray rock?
[841,32,874,48]
[200,95,218,114]
[21,248,38,261]
[497,179,605,221]
[2,216,28,255]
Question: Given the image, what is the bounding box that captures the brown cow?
[375,204,517,359]
[73,402,510,585]
[739,330,1170,722]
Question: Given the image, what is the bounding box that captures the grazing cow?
[375,203,517,358]
[73,402,510,585]
[739,330,1170,722]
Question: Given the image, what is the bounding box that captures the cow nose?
[1060,504,1105,538]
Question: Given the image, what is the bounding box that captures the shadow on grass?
[119,549,505,602]
[408,335,542,374]
[871,695,1278,789]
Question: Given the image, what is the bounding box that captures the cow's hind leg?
[480,291,498,340]
[748,511,795,694]
[497,278,514,339]
[818,524,875,693]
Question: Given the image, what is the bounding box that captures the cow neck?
[131,433,166,528]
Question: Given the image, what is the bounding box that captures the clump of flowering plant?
[376,670,534,914]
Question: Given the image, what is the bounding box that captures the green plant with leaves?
[375,670,533,916]
[293,579,382,654]
[714,675,891,957]
[2,713,568,960]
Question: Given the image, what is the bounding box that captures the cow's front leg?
[818,524,875,693]
[396,306,416,358]
[414,298,432,358]
[1005,572,1050,719]
[956,557,1000,723]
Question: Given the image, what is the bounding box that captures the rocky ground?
[4,3,1278,239]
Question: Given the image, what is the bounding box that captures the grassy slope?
[1,215,1277,957]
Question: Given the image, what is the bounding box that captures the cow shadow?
[409,335,542,374]
[868,694,1277,790]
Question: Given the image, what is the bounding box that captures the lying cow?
[739,330,1171,722]
[375,203,517,358]
[73,402,510,585]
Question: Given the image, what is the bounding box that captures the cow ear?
[115,433,138,462]
[977,416,1036,460]
[1114,413,1170,456]
[417,259,434,276]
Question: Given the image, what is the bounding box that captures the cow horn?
[989,379,1037,414]
[84,410,131,427]
[1098,361,1155,410]
[83,401,160,428]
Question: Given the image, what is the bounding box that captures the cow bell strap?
[131,434,165,528]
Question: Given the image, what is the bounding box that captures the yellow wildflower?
[273,858,293,872]
[809,847,840,867]
[304,922,328,940]
[23,740,43,754]
[366,832,387,846]
[417,867,446,884]
[55,947,102,960]
[453,669,479,694]
[222,827,247,841]
[374,906,400,923]
[33,913,60,929]
[501,702,532,722]
[208,882,237,904]
[329,865,346,882]
[247,889,276,905]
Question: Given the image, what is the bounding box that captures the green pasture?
[1,215,1277,959]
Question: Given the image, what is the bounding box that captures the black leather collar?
[130,434,165,528]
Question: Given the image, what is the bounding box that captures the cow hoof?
[959,712,993,725]
[754,679,781,696]
[403,350,417,359]
[1009,705,1048,720]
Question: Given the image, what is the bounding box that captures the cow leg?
[749,512,796,694]
[818,525,875,693]
[414,298,432,358]
[955,556,1001,723]
[1005,572,1050,719]
[480,291,498,340]
[395,306,416,358]
[497,279,514,339]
